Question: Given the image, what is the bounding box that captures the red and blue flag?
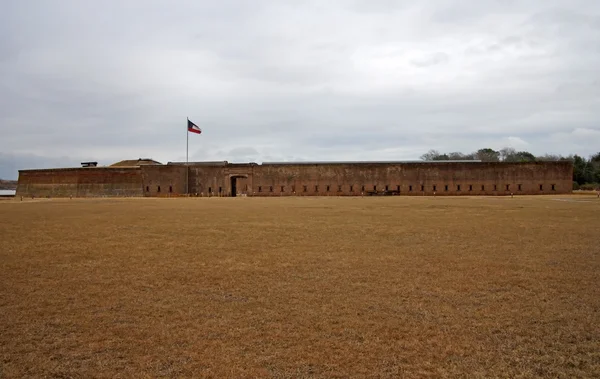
[187,119,201,134]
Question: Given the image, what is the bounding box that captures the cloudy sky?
[1,0,599,179]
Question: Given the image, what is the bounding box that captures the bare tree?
[420,150,443,160]
[499,147,517,162]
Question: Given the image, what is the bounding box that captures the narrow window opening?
[157,185,161,193]
[291,185,295,192]
[433,185,437,191]
[258,186,262,192]
[445,185,448,191]
[420,185,424,192]
[397,185,400,192]
[169,185,173,193]
[494,184,497,191]
[208,187,212,193]
[518,184,522,191]
[315,185,319,192]
[350,185,354,192]
[539,184,543,191]
[457,185,461,191]
[374,185,377,191]
[281,186,284,192]
[219,187,222,193]
[506,184,510,191]
[326,185,330,192]
[481,185,485,191]
[469,185,473,192]
[361,185,365,192]
[409,185,413,192]
[338,185,342,192]
[245,185,248,191]
[385,185,389,191]
[269,186,273,192]
[551,184,556,191]
[303,185,307,192]
[146,186,149,192]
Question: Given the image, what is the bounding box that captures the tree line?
[0,179,18,190]
[420,148,600,190]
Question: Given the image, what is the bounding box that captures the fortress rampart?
[17,167,143,197]
[17,160,573,198]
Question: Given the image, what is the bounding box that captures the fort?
[16,158,573,197]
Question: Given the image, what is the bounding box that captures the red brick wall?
[141,165,187,197]
[187,165,229,196]
[248,161,573,196]
[16,168,143,197]
[16,161,573,198]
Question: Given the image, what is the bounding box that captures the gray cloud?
[0,153,82,179]
[410,52,449,67]
[1,0,599,179]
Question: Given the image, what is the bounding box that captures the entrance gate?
[231,176,237,197]
[229,175,249,197]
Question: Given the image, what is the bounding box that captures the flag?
[187,119,201,134]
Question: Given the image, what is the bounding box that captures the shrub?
[580,183,600,191]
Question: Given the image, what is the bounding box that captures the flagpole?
[186,117,189,195]
[186,117,189,165]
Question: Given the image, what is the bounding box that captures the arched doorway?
[230,175,248,197]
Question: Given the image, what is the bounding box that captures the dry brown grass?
[1,195,599,378]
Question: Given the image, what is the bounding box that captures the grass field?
[1,195,599,378]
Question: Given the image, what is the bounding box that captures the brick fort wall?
[17,161,573,197]
[16,167,143,197]
[141,165,187,197]
[247,161,573,196]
